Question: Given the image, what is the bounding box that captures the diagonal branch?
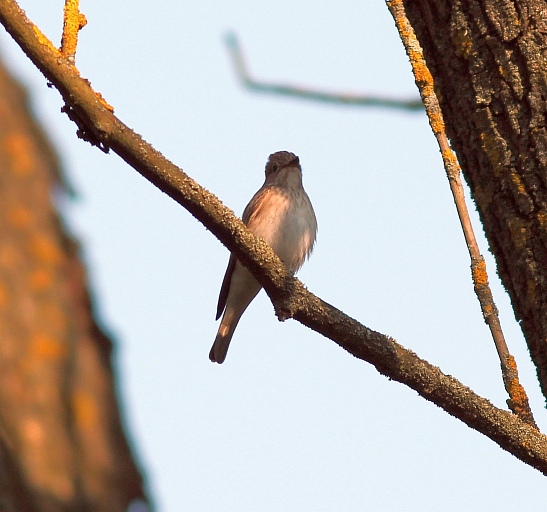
[2,0,547,474]
[386,0,536,428]
[225,32,424,111]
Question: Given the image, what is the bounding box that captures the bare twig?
[386,0,536,428]
[225,32,423,111]
[61,0,86,61]
[1,0,547,472]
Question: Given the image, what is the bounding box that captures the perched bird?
[210,151,317,363]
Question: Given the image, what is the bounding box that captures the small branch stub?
[61,0,87,62]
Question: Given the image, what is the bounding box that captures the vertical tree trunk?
[403,0,547,400]
[0,54,148,511]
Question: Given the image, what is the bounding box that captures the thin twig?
[386,0,536,428]
[1,0,547,473]
[61,0,86,62]
[225,32,423,111]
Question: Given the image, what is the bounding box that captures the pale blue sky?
[3,1,547,510]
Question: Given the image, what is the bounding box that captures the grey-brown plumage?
[210,151,317,363]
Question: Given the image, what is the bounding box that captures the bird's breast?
[248,188,316,272]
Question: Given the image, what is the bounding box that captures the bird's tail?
[209,313,239,364]
[210,274,261,363]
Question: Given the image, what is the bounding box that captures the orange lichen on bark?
[61,0,86,58]
[471,257,489,287]
[441,149,458,165]
[30,268,53,290]
[441,149,461,180]
[32,24,59,56]
[396,24,414,43]
[408,51,433,82]
[30,235,63,265]
[482,303,495,317]
[390,5,447,139]
[510,169,527,196]
[30,333,67,360]
[505,355,537,427]
[3,133,34,175]
[95,90,114,113]
[428,111,446,136]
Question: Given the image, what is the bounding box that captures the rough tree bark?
[402,0,547,400]
[0,55,148,511]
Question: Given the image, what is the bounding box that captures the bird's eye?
[271,163,279,172]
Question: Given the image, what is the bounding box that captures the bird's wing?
[216,254,236,320]
[242,186,270,227]
[216,186,270,320]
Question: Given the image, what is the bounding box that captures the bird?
[209,151,317,363]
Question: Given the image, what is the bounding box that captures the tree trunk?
[0,54,149,511]
[403,0,547,401]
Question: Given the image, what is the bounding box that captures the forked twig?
[386,0,536,428]
[225,32,423,111]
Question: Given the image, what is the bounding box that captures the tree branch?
[2,0,547,474]
[386,0,536,428]
[225,32,424,111]
[399,0,547,402]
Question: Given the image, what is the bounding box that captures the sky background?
[2,1,547,511]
